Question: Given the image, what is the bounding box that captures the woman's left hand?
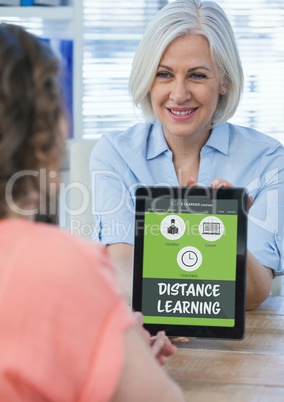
[133,312,176,365]
[150,331,177,365]
[186,177,232,188]
[186,177,253,209]
[210,178,233,189]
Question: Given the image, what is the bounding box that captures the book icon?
[202,222,220,235]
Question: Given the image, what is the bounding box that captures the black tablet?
[132,186,248,339]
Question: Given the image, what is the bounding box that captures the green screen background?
[142,212,238,327]
[143,212,237,281]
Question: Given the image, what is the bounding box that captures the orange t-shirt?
[0,219,133,402]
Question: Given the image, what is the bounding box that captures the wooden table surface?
[166,296,284,402]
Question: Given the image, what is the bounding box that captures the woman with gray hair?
[91,0,284,310]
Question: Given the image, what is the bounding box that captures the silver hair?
[129,0,244,127]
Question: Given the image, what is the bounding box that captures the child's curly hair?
[0,23,66,218]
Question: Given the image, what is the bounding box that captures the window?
[82,0,168,138]
[0,16,44,36]
[1,2,283,142]
[82,0,284,143]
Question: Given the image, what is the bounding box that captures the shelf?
[0,6,73,20]
[0,1,84,141]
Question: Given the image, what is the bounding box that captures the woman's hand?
[150,331,177,365]
[185,177,232,188]
[211,178,233,189]
[186,177,253,208]
[133,312,176,365]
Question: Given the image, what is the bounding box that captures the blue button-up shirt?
[90,121,284,275]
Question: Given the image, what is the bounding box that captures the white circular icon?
[199,216,224,242]
[160,215,186,240]
[177,246,202,271]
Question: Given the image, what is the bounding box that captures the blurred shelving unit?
[0,1,83,142]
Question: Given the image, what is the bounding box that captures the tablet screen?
[132,187,248,339]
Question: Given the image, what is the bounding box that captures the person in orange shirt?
[0,23,184,402]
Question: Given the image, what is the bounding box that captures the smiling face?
[150,34,227,146]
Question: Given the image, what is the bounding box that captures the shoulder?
[91,122,154,161]
[26,224,133,336]
[103,121,152,145]
[28,221,99,257]
[17,221,118,293]
[225,123,284,157]
[228,123,283,148]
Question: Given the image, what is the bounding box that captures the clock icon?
[177,246,202,271]
[181,251,198,267]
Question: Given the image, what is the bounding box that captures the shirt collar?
[147,121,169,160]
[204,123,230,155]
[146,121,230,160]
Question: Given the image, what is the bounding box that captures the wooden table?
[166,296,284,402]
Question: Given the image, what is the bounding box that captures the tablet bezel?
[132,186,248,339]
